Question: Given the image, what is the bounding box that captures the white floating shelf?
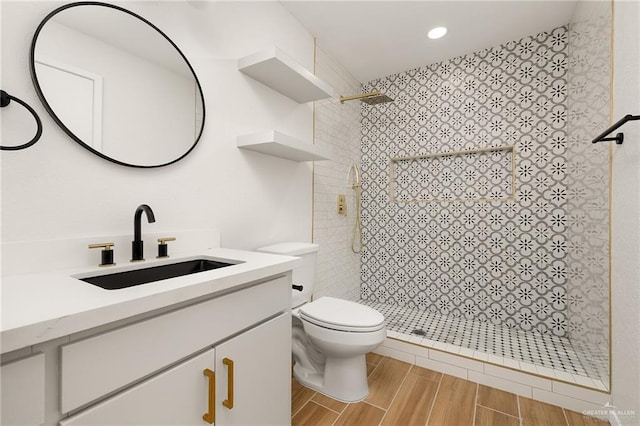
[238,47,334,103]
[237,130,330,162]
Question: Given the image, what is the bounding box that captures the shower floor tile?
[360,300,609,389]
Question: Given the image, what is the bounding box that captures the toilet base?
[293,354,369,402]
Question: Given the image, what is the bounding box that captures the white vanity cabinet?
[0,353,46,426]
[60,348,214,425]
[1,245,298,426]
[214,312,291,425]
[60,313,290,426]
[0,269,293,426]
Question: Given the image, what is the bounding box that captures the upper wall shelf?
[237,130,330,162]
[238,47,334,103]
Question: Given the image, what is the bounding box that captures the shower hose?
[351,183,363,253]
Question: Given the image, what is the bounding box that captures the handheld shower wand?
[347,164,363,253]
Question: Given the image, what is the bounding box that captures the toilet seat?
[299,297,385,332]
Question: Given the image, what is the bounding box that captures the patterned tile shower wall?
[360,27,570,336]
[565,1,610,372]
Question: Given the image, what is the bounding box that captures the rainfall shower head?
[339,90,393,105]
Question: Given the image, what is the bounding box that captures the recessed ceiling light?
[428,26,447,40]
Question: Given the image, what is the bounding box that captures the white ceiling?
[281,0,577,83]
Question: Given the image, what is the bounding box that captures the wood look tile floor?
[291,354,609,426]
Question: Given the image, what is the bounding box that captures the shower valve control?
[338,194,346,215]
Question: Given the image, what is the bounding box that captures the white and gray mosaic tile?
[362,299,608,384]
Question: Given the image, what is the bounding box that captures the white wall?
[1,1,317,261]
[611,0,640,424]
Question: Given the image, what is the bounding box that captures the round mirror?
[30,2,205,168]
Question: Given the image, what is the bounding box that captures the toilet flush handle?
[292,284,303,292]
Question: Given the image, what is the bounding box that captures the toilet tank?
[256,242,318,308]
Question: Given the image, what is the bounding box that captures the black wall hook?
[0,89,43,151]
[592,114,640,145]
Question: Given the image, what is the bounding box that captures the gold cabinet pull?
[202,369,215,424]
[222,358,234,409]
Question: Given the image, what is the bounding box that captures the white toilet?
[257,242,386,402]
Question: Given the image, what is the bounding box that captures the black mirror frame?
[29,1,206,168]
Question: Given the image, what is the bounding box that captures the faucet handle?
[88,242,116,267]
[157,237,176,258]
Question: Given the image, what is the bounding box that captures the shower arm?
[340,91,383,104]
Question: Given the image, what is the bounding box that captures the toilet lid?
[299,297,385,332]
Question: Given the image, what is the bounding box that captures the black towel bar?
[0,89,43,151]
[592,114,640,144]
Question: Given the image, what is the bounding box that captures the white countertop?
[1,248,299,354]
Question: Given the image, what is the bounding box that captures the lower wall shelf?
[237,130,330,162]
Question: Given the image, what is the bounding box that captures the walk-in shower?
[355,3,612,392]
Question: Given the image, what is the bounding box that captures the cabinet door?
[216,313,291,426]
[60,348,215,426]
[0,353,45,426]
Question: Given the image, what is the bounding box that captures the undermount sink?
[80,258,236,290]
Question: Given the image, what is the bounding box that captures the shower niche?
[389,146,515,204]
